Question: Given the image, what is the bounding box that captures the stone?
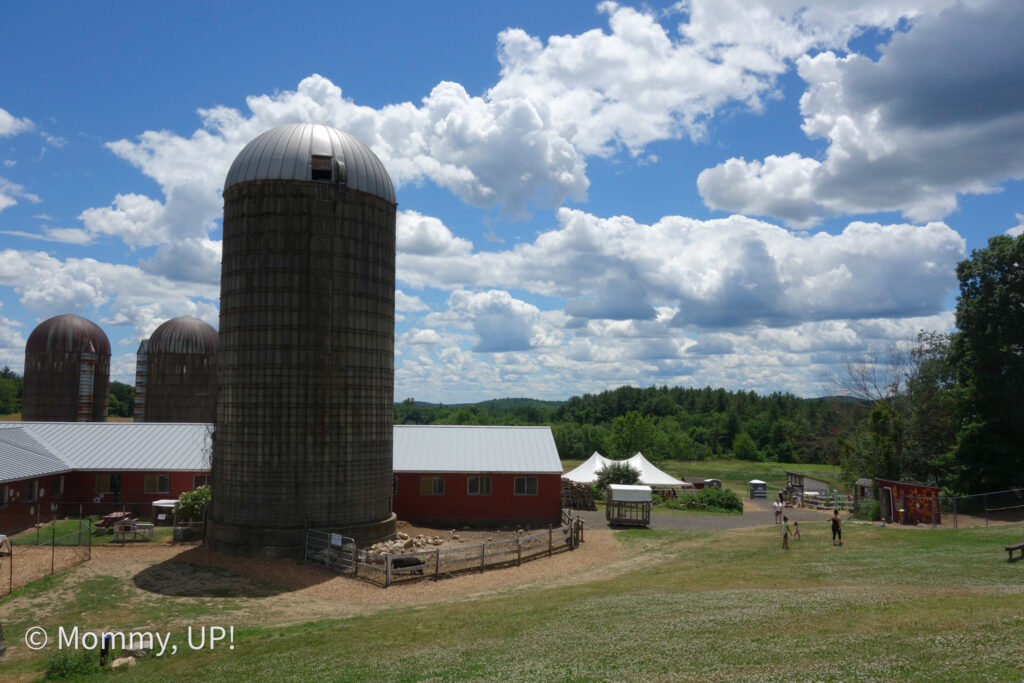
[111,656,136,669]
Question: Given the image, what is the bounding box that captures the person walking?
[782,516,792,550]
[773,499,782,524]
[831,509,843,546]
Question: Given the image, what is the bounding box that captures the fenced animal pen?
[0,518,91,596]
[305,517,583,587]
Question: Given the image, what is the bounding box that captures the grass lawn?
[2,522,1022,681]
[8,518,175,546]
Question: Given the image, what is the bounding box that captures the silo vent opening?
[311,155,333,181]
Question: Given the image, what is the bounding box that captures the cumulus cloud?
[1007,213,1024,238]
[698,1,1024,226]
[0,108,33,138]
[0,249,219,341]
[397,208,965,329]
[444,290,546,353]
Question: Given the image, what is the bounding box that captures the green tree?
[731,432,761,461]
[107,381,135,418]
[951,234,1024,492]
[606,410,665,460]
[0,366,21,415]
[595,462,641,490]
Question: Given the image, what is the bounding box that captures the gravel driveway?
[568,499,838,531]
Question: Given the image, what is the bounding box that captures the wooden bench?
[1005,542,1024,561]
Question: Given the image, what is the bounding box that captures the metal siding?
[393,425,562,474]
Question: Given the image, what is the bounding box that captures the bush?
[665,487,744,514]
[854,498,880,521]
[45,649,96,680]
[177,485,210,522]
[595,462,641,491]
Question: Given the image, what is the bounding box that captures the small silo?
[208,123,398,558]
[22,313,111,422]
[134,316,218,423]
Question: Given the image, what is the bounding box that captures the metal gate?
[304,529,355,574]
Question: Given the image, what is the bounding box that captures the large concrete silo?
[207,123,398,558]
[22,313,111,422]
[134,316,218,423]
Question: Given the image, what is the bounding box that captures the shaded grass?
[5,523,1024,682]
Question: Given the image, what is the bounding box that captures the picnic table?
[95,511,131,528]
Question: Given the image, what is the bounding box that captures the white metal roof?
[608,484,653,502]
[0,424,70,481]
[393,425,562,474]
[0,423,212,482]
[224,123,396,203]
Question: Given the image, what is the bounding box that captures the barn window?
[419,476,444,495]
[145,474,171,494]
[55,475,64,496]
[467,476,491,496]
[311,155,333,181]
[24,480,37,502]
[95,475,111,493]
[0,487,7,508]
[514,477,538,496]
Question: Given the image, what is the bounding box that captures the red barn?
[393,425,562,527]
[0,422,211,533]
[875,478,941,525]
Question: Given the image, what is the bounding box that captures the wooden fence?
[802,492,853,511]
[306,518,583,588]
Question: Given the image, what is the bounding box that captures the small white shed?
[605,484,652,526]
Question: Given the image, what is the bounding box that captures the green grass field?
[2,520,1022,682]
[8,518,175,546]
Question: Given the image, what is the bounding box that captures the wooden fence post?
[435,548,440,580]
[517,536,522,566]
[385,552,392,587]
[51,525,55,574]
[548,526,552,557]
[480,542,485,571]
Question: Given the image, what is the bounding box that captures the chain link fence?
[1,518,92,596]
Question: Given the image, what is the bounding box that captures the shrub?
[595,462,641,491]
[854,498,880,521]
[666,487,744,514]
[45,649,96,680]
[177,485,210,522]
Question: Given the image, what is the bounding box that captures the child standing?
[782,516,792,550]
[831,509,843,546]
[792,520,801,541]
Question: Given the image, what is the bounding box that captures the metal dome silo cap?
[224,123,395,204]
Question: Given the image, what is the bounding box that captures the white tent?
[563,451,691,488]
[625,452,691,488]
[562,451,615,484]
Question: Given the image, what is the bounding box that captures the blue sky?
[1,1,1022,402]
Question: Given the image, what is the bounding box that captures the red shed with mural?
[875,478,941,525]
[392,425,563,526]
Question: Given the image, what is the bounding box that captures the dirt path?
[0,529,628,633]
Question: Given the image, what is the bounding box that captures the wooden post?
[385,552,392,587]
[480,542,485,571]
[51,524,55,574]
[548,525,552,557]
[953,495,958,530]
[434,548,440,580]
[517,536,522,566]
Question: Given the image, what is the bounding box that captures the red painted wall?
[876,478,941,525]
[393,472,561,526]
[1,470,209,534]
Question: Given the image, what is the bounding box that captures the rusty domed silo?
[207,123,398,558]
[134,316,218,423]
[22,313,111,422]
